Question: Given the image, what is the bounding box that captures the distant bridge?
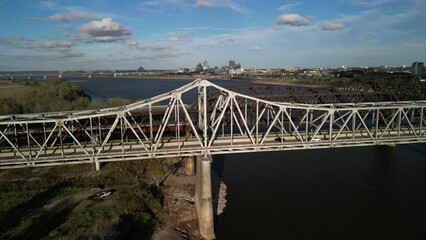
[1,78,425,239]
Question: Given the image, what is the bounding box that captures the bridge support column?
[94,158,100,171]
[184,156,195,176]
[195,155,215,239]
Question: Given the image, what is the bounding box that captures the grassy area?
[0,160,175,239]
[0,78,184,239]
[0,80,38,100]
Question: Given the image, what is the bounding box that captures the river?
[36,76,426,239]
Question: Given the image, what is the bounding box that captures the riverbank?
[153,170,227,240]
[85,74,341,88]
[0,160,175,239]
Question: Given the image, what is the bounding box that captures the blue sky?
[0,0,425,71]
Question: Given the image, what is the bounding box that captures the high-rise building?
[194,63,203,73]
[229,60,236,70]
[412,62,424,77]
[202,60,210,70]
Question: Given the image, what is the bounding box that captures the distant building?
[229,68,244,75]
[137,66,146,72]
[249,66,257,71]
[194,63,203,73]
[229,60,236,70]
[202,60,210,70]
[412,62,424,76]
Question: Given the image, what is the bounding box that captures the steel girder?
[1,79,426,169]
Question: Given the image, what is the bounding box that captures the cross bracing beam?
[1,79,426,169]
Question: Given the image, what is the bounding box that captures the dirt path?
[152,175,201,240]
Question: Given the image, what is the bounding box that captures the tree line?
[0,78,132,115]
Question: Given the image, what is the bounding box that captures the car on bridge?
[308,136,322,142]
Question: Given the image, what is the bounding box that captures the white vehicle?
[99,191,112,198]
[308,136,321,142]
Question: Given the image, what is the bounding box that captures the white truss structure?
[1,79,426,169]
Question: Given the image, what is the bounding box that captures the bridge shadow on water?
[212,155,226,218]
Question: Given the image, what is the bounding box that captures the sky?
[0,0,425,71]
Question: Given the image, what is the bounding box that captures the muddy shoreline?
[153,171,227,240]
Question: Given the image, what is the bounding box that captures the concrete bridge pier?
[195,155,215,239]
[184,156,195,176]
[92,157,100,171]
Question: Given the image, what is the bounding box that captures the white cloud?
[250,46,267,52]
[2,38,84,59]
[166,33,191,42]
[217,0,245,12]
[145,1,160,5]
[31,11,95,22]
[21,41,76,50]
[278,2,301,11]
[76,18,132,42]
[0,36,77,55]
[197,36,236,48]
[192,0,246,12]
[193,1,215,8]
[0,35,25,45]
[351,0,399,7]
[59,51,84,58]
[38,0,57,10]
[322,22,346,31]
[124,39,138,47]
[276,14,311,27]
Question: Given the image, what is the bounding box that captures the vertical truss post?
[98,116,102,144]
[203,84,208,148]
[420,107,424,135]
[244,98,248,121]
[89,117,100,171]
[198,82,208,148]
[59,122,64,158]
[329,110,334,144]
[397,108,402,137]
[352,110,356,140]
[26,123,31,161]
[280,110,284,141]
[177,98,181,150]
[90,117,95,156]
[230,96,234,146]
[305,109,309,140]
[149,103,153,151]
[375,109,379,140]
[120,113,124,156]
[256,101,259,144]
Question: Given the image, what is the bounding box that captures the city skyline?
[0,0,425,71]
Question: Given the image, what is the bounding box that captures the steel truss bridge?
[1,78,426,169]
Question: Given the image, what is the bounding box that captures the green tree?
[0,98,24,114]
